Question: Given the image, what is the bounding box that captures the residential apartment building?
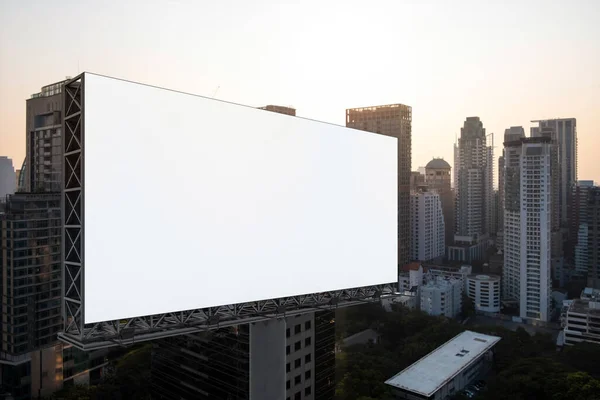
[425,158,453,247]
[0,157,15,201]
[410,171,425,192]
[531,118,577,227]
[466,274,501,313]
[346,104,412,266]
[569,181,600,288]
[410,188,445,262]
[450,117,493,263]
[531,126,563,285]
[0,192,62,399]
[25,80,69,193]
[503,135,553,321]
[420,276,462,318]
[502,127,526,301]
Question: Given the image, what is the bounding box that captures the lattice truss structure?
[58,74,399,351]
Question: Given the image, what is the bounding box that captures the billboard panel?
[83,73,397,323]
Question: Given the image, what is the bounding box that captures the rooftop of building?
[385,330,501,397]
[30,78,71,99]
[425,158,451,170]
[400,262,423,273]
[504,135,552,147]
[568,299,600,316]
[346,103,412,112]
[467,274,501,282]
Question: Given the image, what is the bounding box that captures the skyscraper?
[448,117,493,263]
[410,187,445,262]
[25,79,69,193]
[503,135,553,321]
[346,104,412,267]
[0,156,16,201]
[531,118,577,227]
[496,154,505,250]
[0,192,63,399]
[570,181,600,288]
[425,158,453,247]
[410,171,425,192]
[0,79,106,400]
[532,126,563,284]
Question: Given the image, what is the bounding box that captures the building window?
[286,345,290,355]
[286,380,290,390]
[295,341,301,351]
[286,328,290,338]
[295,375,301,385]
[305,386,312,396]
[305,337,311,346]
[294,324,301,334]
[305,353,311,363]
[286,363,290,373]
[295,358,301,369]
[305,320,311,330]
[305,370,311,380]
[295,392,301,400]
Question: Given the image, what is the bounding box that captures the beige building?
[346,104,412,267]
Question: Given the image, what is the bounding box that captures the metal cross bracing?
[59,284,400,351]
[59,73,400,351]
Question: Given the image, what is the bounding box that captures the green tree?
[560,341,600,378]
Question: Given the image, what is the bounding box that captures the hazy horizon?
[1,0,599,183]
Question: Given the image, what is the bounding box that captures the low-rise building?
[385,330,501,399]
[562,288,600,346]
[398,263,425,292]
[466,274,501,313]
[420,277,462,318]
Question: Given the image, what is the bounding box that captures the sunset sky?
[1,0,599,183]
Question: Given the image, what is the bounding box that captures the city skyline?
[1,0,599,183]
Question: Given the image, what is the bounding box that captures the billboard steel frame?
[59,73,399,351]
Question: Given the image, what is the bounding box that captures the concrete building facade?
[502,127,526,301]
[25,80,69,193]
[562,288,600,346]
[467,274,501,313]
[410,189,445,262]
[503,135,553,321]
[420,277,462,318]
[425,158,453,248]
[346,104,412,267]
[532,118,577,227]
[452,117,493,263]
[0,157,15,202]
[569,182,600,288]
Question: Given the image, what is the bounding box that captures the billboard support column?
[62,74,85,342]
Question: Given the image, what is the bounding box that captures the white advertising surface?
[83,73,397,323]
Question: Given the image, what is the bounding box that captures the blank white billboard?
[83,73,397,323]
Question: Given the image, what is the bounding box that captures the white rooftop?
[385,330,501,397]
